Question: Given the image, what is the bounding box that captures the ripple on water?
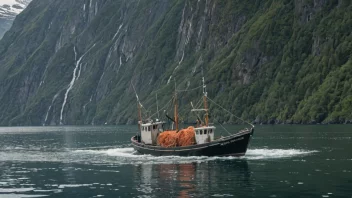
[0,195,49,198]
[211,194,234,197]
[244,149,317,160]
[72,147,318,164]
[0,146,318,164]
[0,188,35,193]
[58,184,92,188]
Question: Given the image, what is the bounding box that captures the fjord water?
[0,125,351,198]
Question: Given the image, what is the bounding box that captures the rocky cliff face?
[0,0,31,39]
[0,0,351,126]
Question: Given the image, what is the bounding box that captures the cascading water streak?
[60,44,95,124]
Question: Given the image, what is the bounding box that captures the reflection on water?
[0,125,351,197]
[63,130,76,185]
[135,160,252,197]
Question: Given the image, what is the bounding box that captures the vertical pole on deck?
[132,82,142,131]
[156,93,160,119]
[137,101,142,131]
[174,81,179,131]
[203,77,209,126]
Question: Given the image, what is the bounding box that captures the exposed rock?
[0,0,31,39]
[0,0,351,126]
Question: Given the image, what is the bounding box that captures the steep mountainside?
[0,0,31,39]
[0,0,351,126]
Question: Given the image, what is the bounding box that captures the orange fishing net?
[157,126,196,148]
[177,126,196,146]
[157,131,178,147]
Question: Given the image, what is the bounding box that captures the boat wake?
[73,147,318,164]
[0,147,317,164]
[244,149,318,160]
[74,147,138,158]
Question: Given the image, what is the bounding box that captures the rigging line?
[141,83,172,106]
[206,96,255,128]
[187,97,204,121]
[173,81,192,117]
[131,81,151,121]
[151,86,166,94]
[131,82,140,104]
[216,119,232,136]
[147,96,174,120]
[150,80,173,95]
[190,101,204,125]
[140,103,148,112]
[176,85,203,92]
[131,81,146,110]
[194,97,203,109]
[176,84,195,118]
[188,96,206,125]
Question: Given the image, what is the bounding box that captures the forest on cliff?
[0,0,351,126]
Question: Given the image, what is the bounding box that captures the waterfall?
[114,56,123,75]
[97,72,105,86]
[178,51,184,65]
[60,44,95,124]
[43,106,52,126]
[94,1,98,15]
[44,93,60,125]
[83,95,93,111]
[112,24,123,40]
[167,75,172,84]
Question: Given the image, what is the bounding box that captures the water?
[0,125,351,197]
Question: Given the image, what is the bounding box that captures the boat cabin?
[140,121,164,145]
[194,126,215,144]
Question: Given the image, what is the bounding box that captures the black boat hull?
[131,128,254,157]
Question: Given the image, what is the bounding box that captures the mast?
[132,82,142,130]
[137,101,142,130]
[174,82,179,131]
[202,77,209,126]
[156,93,160,119]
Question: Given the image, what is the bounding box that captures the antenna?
[156,93,160,119]
[201,67,207,97]
[202,68,209,126]
[202,76,207,97]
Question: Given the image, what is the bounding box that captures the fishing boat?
[131,78,254,157]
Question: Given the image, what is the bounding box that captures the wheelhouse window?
[204,130,207,134]
[200,130,203,135]
[209,129,213,134]
[148,126,151,131]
